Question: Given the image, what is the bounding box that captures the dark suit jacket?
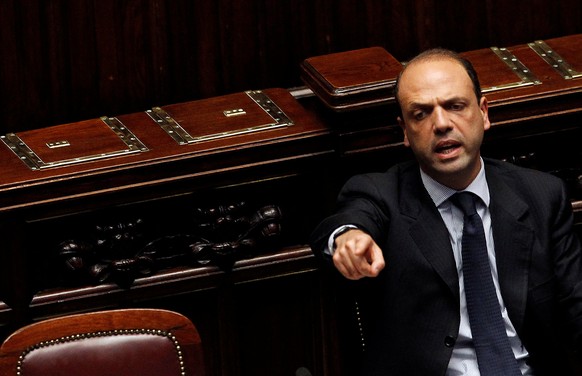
[310,158,582,375]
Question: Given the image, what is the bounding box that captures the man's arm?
[310,172,391,279]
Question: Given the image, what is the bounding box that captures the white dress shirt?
[420,159,532,375]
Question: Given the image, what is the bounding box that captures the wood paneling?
[1,0,581,133]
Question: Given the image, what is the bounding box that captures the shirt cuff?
[325,225,358,256]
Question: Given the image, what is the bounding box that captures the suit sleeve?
[309,173,390,259]
[550,181,582,350]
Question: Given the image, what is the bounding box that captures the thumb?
[367,243,385,276]
[357,242,385,278]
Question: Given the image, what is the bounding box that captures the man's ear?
[398,116,410,147]
[480,96,491,131]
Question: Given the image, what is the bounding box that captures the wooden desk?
[0,36,581,376]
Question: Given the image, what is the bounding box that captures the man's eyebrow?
[404,102,432,112]
[442,96,469,104]
[405,101,430,109]
[406,96,468,109]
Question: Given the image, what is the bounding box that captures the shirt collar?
[420,158,490,208]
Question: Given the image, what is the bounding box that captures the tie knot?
[451,191,478,216]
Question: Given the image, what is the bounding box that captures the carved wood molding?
[57,203,283,288]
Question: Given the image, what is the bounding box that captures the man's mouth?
[435,141,461,155]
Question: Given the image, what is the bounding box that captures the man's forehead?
[401,57,467,81]
[399,59,473,95]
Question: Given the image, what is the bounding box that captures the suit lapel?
[398,162,535,323]
[400,167,460,300]
[486,165,534,331]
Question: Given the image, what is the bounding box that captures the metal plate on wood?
[147,90,294,145]
[529,39,582,80]
[482,47,541,92]
[0,117,148,170]
[146,107,196,145]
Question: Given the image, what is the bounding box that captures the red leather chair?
[0,308,205,376]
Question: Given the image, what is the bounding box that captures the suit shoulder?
[344,161,417,187]
[484,158,565,192]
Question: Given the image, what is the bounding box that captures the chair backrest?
[0,308,205,376]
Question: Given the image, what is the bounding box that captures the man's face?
[397,58,490,190]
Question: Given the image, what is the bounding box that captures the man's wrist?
[326,225,358,255]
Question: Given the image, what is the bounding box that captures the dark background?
[1,0,581,133]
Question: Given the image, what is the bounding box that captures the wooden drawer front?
[300,47,401,111]
[148,90,293,145]
[1,117,147,170]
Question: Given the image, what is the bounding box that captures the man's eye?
[413,111,427,120]
[449,103,465,111]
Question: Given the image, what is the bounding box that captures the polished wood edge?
[25,246,317,315]
[2,308,199,347]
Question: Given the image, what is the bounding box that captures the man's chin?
[428,158,480,187]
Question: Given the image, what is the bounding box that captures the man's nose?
[433,107,452,132]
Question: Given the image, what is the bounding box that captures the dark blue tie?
[451,192,522,376]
